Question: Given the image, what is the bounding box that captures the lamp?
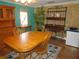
[14,0,37,5]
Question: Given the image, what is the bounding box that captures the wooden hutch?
[45,6,67,38]
[0,5,15,51]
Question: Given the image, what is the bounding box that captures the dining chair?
[0,27,14,52]
[32,35,51,59]
[0,33,13,57]
[0,38,6,52]
[24,41,48,59]
[0,27,20,55]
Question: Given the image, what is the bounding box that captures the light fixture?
[14,0,37,6]
[20,0,26,3]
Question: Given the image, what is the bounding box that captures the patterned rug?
[6,44,61,59]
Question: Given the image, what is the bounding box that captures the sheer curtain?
[20,10,28,27]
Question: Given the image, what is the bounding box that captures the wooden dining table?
[3,31,52,59]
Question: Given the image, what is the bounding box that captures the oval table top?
[3,31,52,52]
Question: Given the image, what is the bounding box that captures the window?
[20,11,28,27]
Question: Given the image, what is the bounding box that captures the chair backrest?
[39,33,52,50]
[42,35,51,48]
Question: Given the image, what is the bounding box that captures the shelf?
[0,26,15,28]
[46,17,65,20]
[0,19,14,21]
[45,24,65,28]
[45,24,64,32]
[47,10,66,12]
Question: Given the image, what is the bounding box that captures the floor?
[0,37,78,59]
[49,37,78,59]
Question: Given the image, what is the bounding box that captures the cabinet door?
[5,8,15,20]
[0,8,3,19]
[0,8,5,20]
[0,5,15,20]
[0,5,15,27]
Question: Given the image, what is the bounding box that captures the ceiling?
[0,0,79,7]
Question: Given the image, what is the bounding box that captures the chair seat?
[35,46,48,54]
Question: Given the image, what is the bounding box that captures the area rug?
[6,44,61,59]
